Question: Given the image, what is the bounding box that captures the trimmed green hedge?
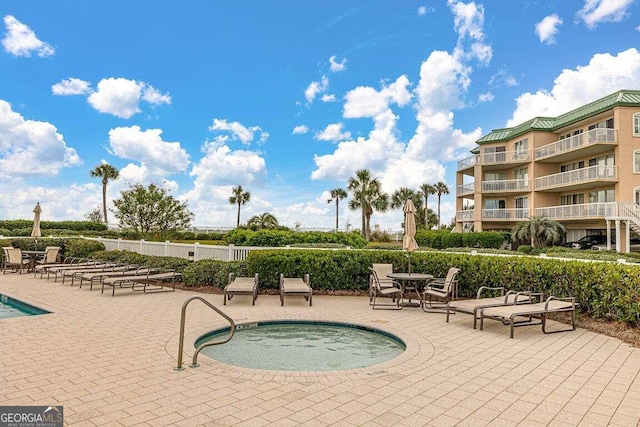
[243,249,640,323]
[0,220,107,232]
[225,229,367,248]
[415,230,505,249]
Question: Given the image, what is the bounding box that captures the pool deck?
[1,273,640,426]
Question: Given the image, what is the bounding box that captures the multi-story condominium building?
[455,89,640,252]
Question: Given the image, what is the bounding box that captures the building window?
[635,150,640,173]
[560,194,584,205]
[484,199,506,209]
[484,146,506,163]
[560,161,584,173]
[514,138,528,152]
[634,113,640,136]
[484,171,506,181]
[588,189,615,203]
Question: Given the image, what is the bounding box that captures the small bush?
[182,260,247,287]
[65,239,106,258]
[518,245,533,254]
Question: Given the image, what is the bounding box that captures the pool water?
[196,321,405,371]
[0,294,50,319]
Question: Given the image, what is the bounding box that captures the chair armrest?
[477,286,505,298]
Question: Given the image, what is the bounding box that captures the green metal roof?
[474,89,640,146]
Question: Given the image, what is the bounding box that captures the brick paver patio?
[1,272,639,426]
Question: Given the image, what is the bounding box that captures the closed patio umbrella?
[402,199,419,273]
[31,203,42,248]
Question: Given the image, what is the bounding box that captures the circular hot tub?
[195,320,405,371]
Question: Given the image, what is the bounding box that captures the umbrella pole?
[408,253,411,274]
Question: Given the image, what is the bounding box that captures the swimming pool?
[196,320,405,371]
[0,294,50,319]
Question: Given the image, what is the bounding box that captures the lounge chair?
[369,267,403,310]
[78,266,150,290]
[279,273,312,306]
[65,264,135,286]
[55,262,120,284]
[224,273,259,305]
[479,295,578,338]
[45,260,106,281]
[100,268,181,296]
[446,286,532,329]
[421,267,460,311]
[34,257,89,278]
[369,263,398,305]
[2,247,30,274]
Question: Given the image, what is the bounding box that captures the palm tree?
[327,188,348,232]
[89,163,120,224]
[229,185,250,227]
[420,183,436,229]
[512,215,566,247]
[391,187,425,226]
[247,212,279,229]
[347,169,389,240]
[434,181,450,229]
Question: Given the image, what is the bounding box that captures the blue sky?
[1,0,639,232]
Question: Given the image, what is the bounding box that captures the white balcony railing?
[456,210,474,221]
[535,202,617,220]
[534,165,616,190]
[456,183,474,195]
[481,150,530,165]
[481,179,530,192]
[481,209,530,220]
[457,155,477,170]
[534,128,616,160]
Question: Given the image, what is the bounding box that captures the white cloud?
[209,119,269,145]
[576,0,633,29]
[292,125,309,135]
[87,78,170,119]
[535,14,563,44]
[142,85,172,105]
[448,0,492,64]
[312,111,405,180]
[304,75,329,103]
[108,126,190,179]
[488,68,518,88]
[329,55,347,72]
[315,123,351,142]
[51,78,92,95]
[2,15,54,57]
[478,92,494,102]
[321,94,337,102]
[343,75,412,118]
[418,6,427,15]
[0,100,81,177]
[180,137,268,225]
[507,48,640,126]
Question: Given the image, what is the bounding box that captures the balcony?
[456,210,474,222]
[534,128,616,162]
[535,202,617,220]
[457,155,477,172]
[480,150,531,171]
[481,179,530,193]
[456,183,474,196]
[482,209,530,221]
[534,165,617,192]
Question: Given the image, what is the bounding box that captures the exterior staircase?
[609,202,640,234]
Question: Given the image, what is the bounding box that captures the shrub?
[440,233,463,248]
[182,260,247,287]
[65,239,106,258]
[518,245,533,254]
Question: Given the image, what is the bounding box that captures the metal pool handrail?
[175,295,236,370]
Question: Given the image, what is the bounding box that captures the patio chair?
[369,263,398,305]
[445,286,532,329]
[35,246,61,265]
[279,273,312,306]
[479,294,578,338]
[224,273,259,305]
[421,267,460,312]
[2,247,30,274]
[369,267,403,310]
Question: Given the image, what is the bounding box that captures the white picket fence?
[87,237,274,262]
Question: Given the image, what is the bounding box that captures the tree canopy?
[112,183,194,239]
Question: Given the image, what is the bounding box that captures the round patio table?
[387,273,433,307]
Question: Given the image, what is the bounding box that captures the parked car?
[592,238,640,252]
[565,235,608,250]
